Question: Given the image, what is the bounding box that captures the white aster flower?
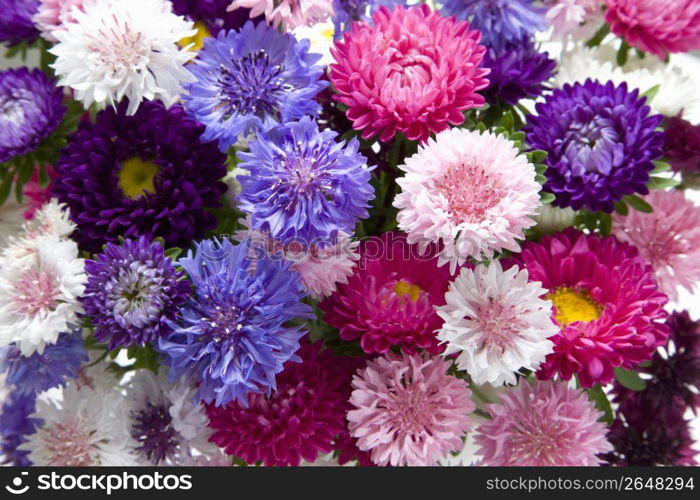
[555,42,700,117]
[50,0,197,115]
[0,236,85,355]
[292,19,336,66]
[436,261,558,386]
[126,369,219,465]
[22,381,135,466]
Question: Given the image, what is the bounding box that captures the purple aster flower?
[664,115,700,188]
[0,328,86,396]
[0,0,39,46]
[0,68,65,164]
[130,401,180,464]
[332,0,407,36]
[52,100,227,253]
[169,0,252,35]
[0,392,38,466]
[439,0,546,53]
[237,115,374,243]
[182,21,327,152]
[482,38,556,106]
[158,237,314,407]
[81,237,192,350]
[524,79,665,212]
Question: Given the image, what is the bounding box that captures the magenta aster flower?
[664,115,700,188]
[347,352,475,466]
[474,380,612,466]
[320,232,454,355]
[330,5,489,143]
[206,342,354,466]
[612,189,700,301]
[605,0,700,59]
[512,229,669,387]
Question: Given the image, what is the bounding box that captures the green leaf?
[614,200,629,216]
[501,111,514,132]
[652,160,671,174]
[647,176,680,190]
[0,171,13,206]
[624,194,653,213]
[540,192,555,204]
[615,367,647,391]
[164,247,183,261]
[530,150,548,165]
[586,23,610,48]
[616,41,630,66]
[588,384,614,424]
[600,213,612,236]
[641,84,660,104]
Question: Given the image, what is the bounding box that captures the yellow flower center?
[393,280,422,303]
[118,157,159,199]
[179,21,211,52]
[546,286,602,327]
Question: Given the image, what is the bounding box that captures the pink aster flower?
[320,231,454,355]
[513,228,669,387]
[605,0,700,59]
[228,0,334,30]
[475,380,612,466]
[206,342,356,466]
[348,352,476,466]
[329,5,489,143]
[22,168,54,220]
[33,0,84,42]
[545,0,604,40]
[394,128,542,271]
[612,190,700,301]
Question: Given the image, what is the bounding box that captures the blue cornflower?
[158,237,314,407]
[524,79,665,212]
[0,329,87,397]
[439,0,546,53]
[81,237,192,350]
[0,392,39,466]
[237,115,374,244]
[182,21,327,152]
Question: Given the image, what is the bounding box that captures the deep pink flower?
[206,342,355,466]
[605,0,700,59]
[329,5,489,143]
[612,189,700,301]
[320,231,454,355]
[512,228,669,387]
[22,167,54,220]
[348,352,475,466]
[475,380,612,466]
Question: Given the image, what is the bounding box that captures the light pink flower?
[612,189,700,301]
[475,380,612,466]
[546,0,603,39]
[348,352,475,466]
[605,0,700,59]
[33,0,85,42]
[228,0,334,30]
[394,128,541,270]
[330,5,489,143]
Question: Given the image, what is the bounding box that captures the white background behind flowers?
[2,49,699,450]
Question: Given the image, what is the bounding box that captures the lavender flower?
[0,0,39,46]
[237,116,374,243]
[182,22,327,152]
[524,79,665,212]
[158,237,313,407]
[0,392,38,466]
[81,237,192,350]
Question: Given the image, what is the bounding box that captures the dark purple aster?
[0,68,65,164]
[81,237,192,350]
[0,0,40,46]
[525,79,665,212]
[664,114,700,188]
[0,392,39,466]
[130,401,180,464]
[52,100,227,253]
[482,38,556,106]
[158,237,313,407]
[1,328,87,396]
[237,115,374,244]
[169,0,251,36]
